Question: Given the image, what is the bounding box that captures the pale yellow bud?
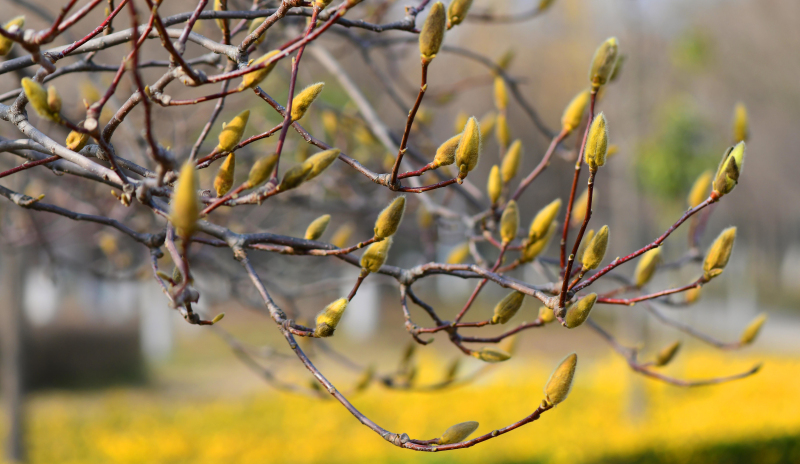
[564,294,596,328]
[570,188,590,227]
[66,130,90,151]
[374,196,406,239]
[214,153,236,197]
[739,313,767,345]
[455,116,481,177]
[302,148,340,180]
[278,162,312,190]
[688,170,713,208]
[581,225,608,270]
[446,0,473,29]
[494,77,508,111]
[246,19,267,45]
[239,50,280,90]
[588,37,619,86]
[417,206,433,229]
[439,421,479,445]
[247,153,279,188]
[305,214,331,240]
[585,113,608,170]
[471,347,511,363]
[654,341,680,367]
[314,298,348,337]
[46,85,61,114]
[577,229,594,266]
[500,200,519,244]
[0,16,24,55]
[495,113,510,148]
[521,220,556,263]
[487,165,502,204]
[22,78,57,121]
[217,110,249,152]
[434,133,460,167]
[713,142,745,197]
[446,242,471,264]
[214,0,228,33]
[561,89,590,133]
[732,102,748,143]
[331,223,355,248]
[479,112,497,137]
[291,82,325,121]
[528,198,561,242]
[454,112,469,136]
[634,248,661,287]
[544,353,577,405]
[419,2,446,60]
[491,291,524,324]
[501,140,522,183]
[703,227,736,280]
[685,285,701,304]
[538,306,555,323]
[361,236,392,273]
[170,162,200,238]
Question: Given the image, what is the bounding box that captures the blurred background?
[1,0,800,463]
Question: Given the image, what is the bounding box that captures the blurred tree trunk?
[1,247,26,463]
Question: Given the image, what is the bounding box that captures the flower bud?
[703,227,736,280]
[495,113,510,148]
[446,242,471,264]
[239,50,280,90]
[66,130,90,151]
[170,162,200,238]
[0,16,24,55]
[528,198,561,242]
[739,313,766,345]
[217,110,249,152]
[419,2,446,60]
[305,214,331,240]
[454,112,468,135]
[581,225,608,270]
[433,133,460,167]
[211,313,226,324]
[22,78,57,121]
[713,142,745,197]
[247,153,279,188]
[654,341,680,367]
[487,165,502,204]
[588,37,619,87]
[291,82,325,121]
[374,196,406,239]
[688,170,712,208]
[246,19,267,45]
[538,306,555,323]
[544,353,577,405]
[576,229,594,266]
[278,162,312,190]
[564,293,596,328]
[479,112,497,136]
[685,285,701,304]
[314,298,348,337]
[585,112,608,170]
[494,77,508,111]
[471,347,511,363]
[561,89,590,133]
[214,0,228,33]
[501,140,522,183]
[47,85,61,114]
[733,102,748,143]
[361,236,392,273]
[500,200,519,244]
[521,220,556,263]
[455,116,481,177]
[634,248,661,287]
[417,206,433,229]
[214,153,236,197]
[491,291,525,324]
[302,148,340,180]
[331,223,354,248]
[570,188,591,227]
[439,421,479,445]
[446,0,473,29]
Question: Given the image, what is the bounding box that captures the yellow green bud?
[454,112,468,136]
[214,153,236,197]
[496,48,515,70]
[446,242,471,264]
[713,142,745,197]
[570,188,590,227]
[455,116,481,177]
[654,341,680,367]
[500,200,519,244]
[495,113,510,148]
[491,291,524,324]
[739,313,766,345]
[305,214,331,241]
[588,37,619,87]
[634,248,661,287]
[703,227,736,280]
[494,76,508,111]
[471,347,511,363]
[501,139,522,183]
[291,82,325,121]
[314,298,348,337]
[479,112,497,137]
[585,112,608,170]
[561,89,590,133]
[528,198,561,242]
[170,162,200,238]
[0,16,24,55]
[521,220,556,263]
[433,133,460,167]
[538,306,555,323]
[211,313,226,324]
[22,78,58,121]
[246,19,267,45]
[47,85,61,114]
[688,170,713,208]
[374,196,406,239]
[564,293,596,328]
[278,162,312,190]
[361,236,392,273]
[446,0,473,29]
[581,225,608,270]
[577,229,594,266]
[419,2,446,60]
[66,130,90,151]
[302,148,340,181]
[544,353,577,405]
[417,206,433,228]
[214,0,228,33]
[239,50,280,90]
[439,421,479,445]
[487,165,502,204]
[247,153,279,188]
[331,223,354,248]
[217,110,249,152]
[685,285,701,304]
[733,102,748,143]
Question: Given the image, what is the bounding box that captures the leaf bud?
[654,341,680,367]
[374,196,406,239]
[314,298,348,337]
[454,112,468,135]
[585,112,608,170]
[291,82,325,121]
[500,200,519,244]
[479,112,497,136]
[487,165,502,205]
[305,214,331,241]
[739,313,767,345]
[685,285,701,304]
[278,162,312,191]
[634,248,661,287]
[66,130,90,152]
[564,293,596,328]
[570,188,591,227]
[360,236,392,273]
[495,113,511,148]
[21,78,57,121]
[471,347,511,363]
[439,421,479,445]
[213,153,236,197]
[433,133,460,167]
[491,291,525,324]
[588,37,619,87]
[561,89,590,133]
[538,306,555,323]
[239,50,280,90]
[576,229,595,266]
[331,223,354,248]
[302,148,340,180]
[446,0,473,29]
[521,220,556,263]
[581,225,608,270]
[211,313,226,324]
[713,142,745,197]
[46,85,61,114]
[528,198,561,242]
[733,102,748,143]
[216,110,249,152]
[501,139,522,183]
[494,76,508,111]
[170,162,200,238]
[446,242,471,264]
[0,16,24,56]
[419,2,446,61]
[455,116,481,178]
[703,227,736,280]
[247,153,279,188]
[544,353,577,405]
[688,170,713,208]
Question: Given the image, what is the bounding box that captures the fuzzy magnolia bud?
[570,188,591,227]
[654,341,681,367]
[487,165,502,204]
[479,112,497,136]
[713,142,746,197]
[0,16,24,55]
[581,225,608,270]
[634,248,661,287]
[330,223,354,248]
[528,198,561,242]
[740,314,766,345]
[170,162,200,238]
[291,82,325,121]
[446,0,473,29]
[733,102,748,143]
[239,50,280,90]
[454,112,469,135]
[688,170,713,208]
[544,353,577,405]
[585,113,608,170]
[494,77,508,111]
[521,220,556,263]
[278,163,312,190]
[419,2,446,60]
[588,37,619,87]
[495,113,511,148]
[217,110,249,152]
[214,153,236,197]
[439,421,479,445]
[561,89,590,133]
[305,214,331,241]
[491,291,524,324]
[538,306,555,323]
[577,229,594,266]
[500,200,519,244]
[456,117,481,178]
[214,0,228,32]
[361,237,392,273]
[47,85,61,114]
[703,227,736,280]
[302,148,340,180]
[446,242,471,264]
[374,196,406,239]
[685,285,701,304]
[247,153,279,188]
[314,298,348,337]
[564,293,596,328]
[501,140,522,182]
[66,130,90,152]
[471,347,511,363]
[433,133,460,167]
[22,78,58,121]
